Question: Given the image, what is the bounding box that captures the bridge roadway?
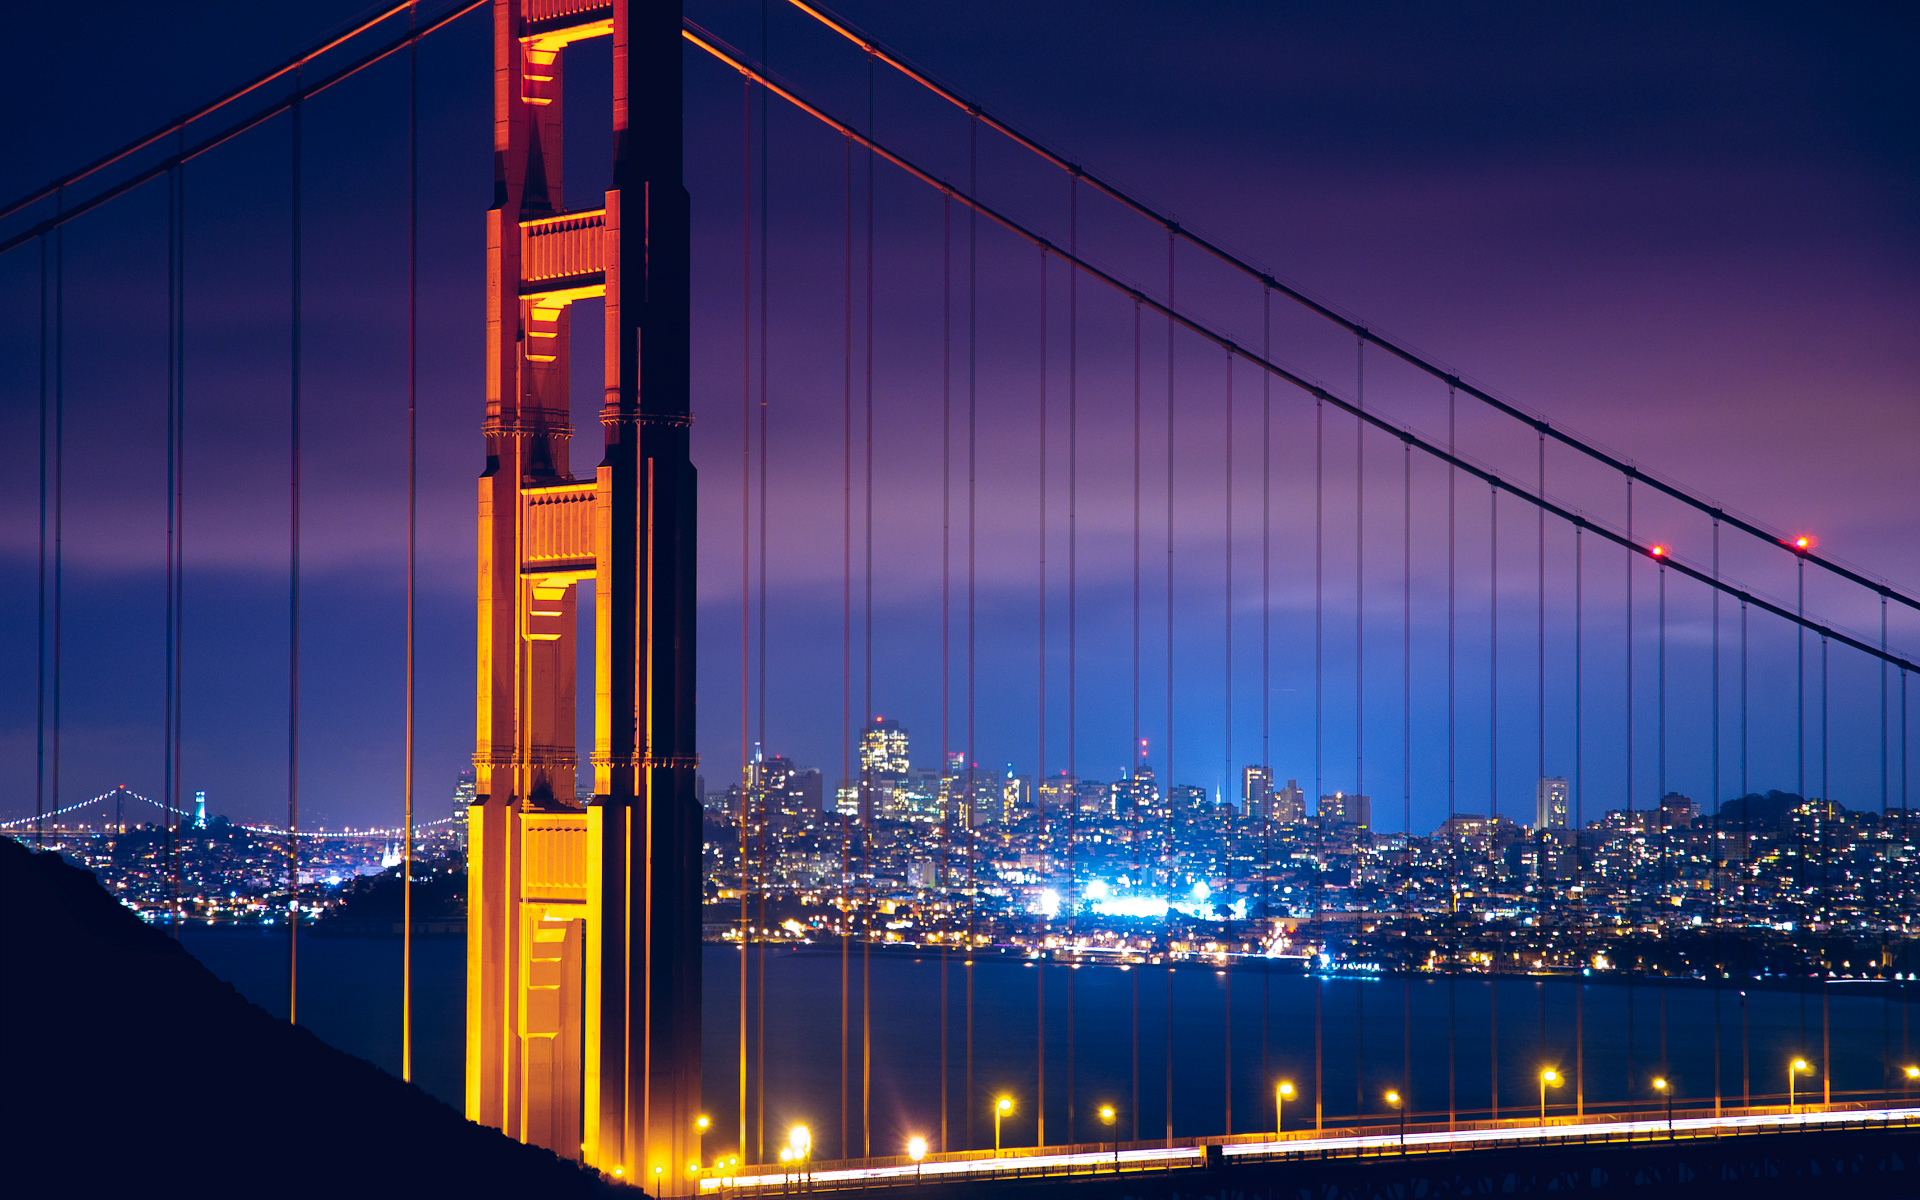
[702,1103,1920,1196]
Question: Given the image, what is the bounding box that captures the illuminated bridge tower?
[468,0,699,1187]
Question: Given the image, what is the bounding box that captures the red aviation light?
[1649,545,1667,558]
[1790,534,1817,552]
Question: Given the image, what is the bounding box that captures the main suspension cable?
[2,2,488,259]
[766,1,1920,617]
[680,29,1920,671]
[0,0,432,223]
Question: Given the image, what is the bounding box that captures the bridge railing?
[699,1103,1920,1193]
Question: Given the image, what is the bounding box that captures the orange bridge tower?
[468,0,700,1187]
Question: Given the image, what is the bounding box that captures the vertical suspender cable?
[165,160,179,932]
[1711,520,1721,1115]
[1881,596,1891,1100]
[1036,248,1048,1149]
[965,110,978,1152]
[172,141,185,928]
[1165,229,1176,1147]
[288,78,303,1026]
[1403,437,1412,1104]
[862,47,876,1158]
[1066,175,1079,1147]
[1575,524,1585,1116]
[1658,559,1668,1078]
[1122,296,1141,1134]
[1446,387,1456,1130]
[36,228,49,850]
[167,156,180,925]
[755,4,772,1159]
[738,70,752,1159]
[1797,555,1807,1053]
[1741,597,1750,1107]
[1353,337,1364,1125]
[1536,434,1544,1058]
[1314,391,1324,1132]
[1625,481,1635,1102]
[52,197,66,871]
[1222,346,1232,1136]
[402,9,418,1083]
[1261,289,1273,1104]
[1488,482,1498,1120]
[1821,636,1830,1106]
[940,187,951,1155]
[838,131,852,1161]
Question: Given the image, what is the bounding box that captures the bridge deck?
[701,1104,1920,1192]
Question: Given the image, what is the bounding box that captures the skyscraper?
[1535,776,1570,831]
[1113,761,1159,818]
[861,717,911,777]
[1319,790,1370,829]
[1271,779,1306,824]
[1242,766,1273,819]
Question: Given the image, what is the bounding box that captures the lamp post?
[994,1096,1014,1153]
[1652,1078,1672,1139]
[1789,1060,1810,1116]
[1538,1069,1561,1126]
[1099,1105,1117,1168]
[908,1136,927,1181]
[789,1125,811,1186]
[1385,1090,1406,1152]
[1276,1081,1294,1138]
[696,1115,709,1168]
[1904,1065,1918,1108]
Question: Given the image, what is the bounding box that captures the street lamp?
[908,1136,927,1180]
[1538,1069,1561,1126]
[789,1124,812,1182]
[994,1096,1014,1152]
[696,1115,709,1166]
[1652,1078,1672,1138]
[1276,1081,1295,1137]
[1099,1105,1117,1167]
[1789,1060,1810,1116]
[1904,1065,1919,1108]
[1385,1090,1406,1152]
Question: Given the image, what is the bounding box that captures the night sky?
[4,1,1916,834]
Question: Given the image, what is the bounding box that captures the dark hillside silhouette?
[0,837,622,1198]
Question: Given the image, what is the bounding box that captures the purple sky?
[4,1,1916,833]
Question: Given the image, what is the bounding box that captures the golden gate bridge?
[5,0,1919,1193]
